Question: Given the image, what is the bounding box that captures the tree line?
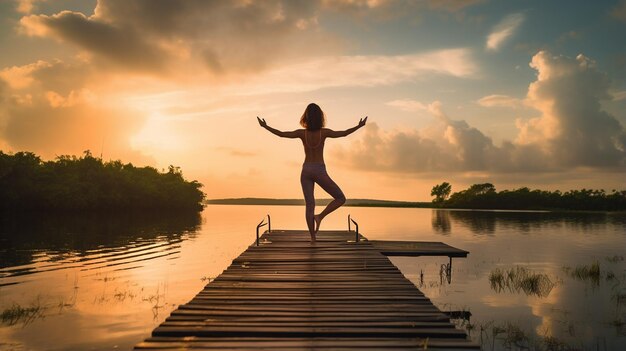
[431,182,626,211]
[0,151,205,211]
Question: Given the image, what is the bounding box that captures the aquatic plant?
[479,320,578,351]
[541,335,569,351]
[489,266,556,297]
[606,271,616,281]
[1,303,43,326]
[570,261,601,285]
[605,255,624,263]
[500,323,529,349]
[610,318,624,328]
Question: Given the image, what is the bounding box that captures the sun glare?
[130,113,188,154]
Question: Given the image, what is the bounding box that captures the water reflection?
[0,211,201,284]
[1,205,625,350]
[432,209,626,235]
[431,210,451,234]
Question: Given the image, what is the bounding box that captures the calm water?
[1,206,625,350]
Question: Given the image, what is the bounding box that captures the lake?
[1,205,625,350]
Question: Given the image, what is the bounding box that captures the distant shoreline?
[206,198,432,208]
[206,198,626,213]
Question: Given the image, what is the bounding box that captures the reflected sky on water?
[1,206,625,350]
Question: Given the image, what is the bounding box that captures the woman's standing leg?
[314,167,346,231]
[300,167,316,241]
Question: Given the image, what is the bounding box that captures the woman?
[257,103,367,242]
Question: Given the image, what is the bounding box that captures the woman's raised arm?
[325,116,367,138]
[257,117,301,138]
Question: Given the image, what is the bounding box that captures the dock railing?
[255,214,271,246]
[348,214,360,242]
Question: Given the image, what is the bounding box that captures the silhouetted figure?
[258,103,367,242]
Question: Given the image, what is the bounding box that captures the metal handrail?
[348,214,351,231]
[255,214,271,246]
[348,214,360,242]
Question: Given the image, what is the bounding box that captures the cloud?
[20,11,171,73]
[386,99,429,112]
[612,90,626,101]
[1,60,93,94]
[19,1,331,76]
[0,60,150,163]
[335,103,547,173]
[15,0,45,14]
[318,0,483,22]
[321,0,391,11]
[518,51,626,167]
[216,147,258,158]
[44,89,95,108]
[611,0,626,21]
[477,94,523,108]
[486,13,524,51]
[17,1,486,78]
[424,0,485,12]
[336,51,626,173]
[241,48,477,94]
[320,0,484,21]
[0,61,46,89]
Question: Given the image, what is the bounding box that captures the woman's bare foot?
[313,214,322,233]
[310,233,316,243]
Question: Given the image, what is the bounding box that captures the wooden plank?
[165,314,451,322]
[152,326,469,338]
[136,336,480,349]
[134,229,477,350]
[368,240,469,257]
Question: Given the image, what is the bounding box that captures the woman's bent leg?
[300,170,316,240]
[315,170,346,224]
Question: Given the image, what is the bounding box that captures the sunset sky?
[1,0,625,201]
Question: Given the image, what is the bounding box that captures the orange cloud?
[20,11,171,73]
[477,94,523,108]
[0,60,151,164]
[18,1,336,77]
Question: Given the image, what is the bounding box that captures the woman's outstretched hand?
[358,116,368,128]
[257,116,267,128]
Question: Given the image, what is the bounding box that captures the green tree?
[0,150,205,211]
[466,183,496,196]
[431,182,452,203]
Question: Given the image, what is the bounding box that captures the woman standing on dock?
[257,103,367,242]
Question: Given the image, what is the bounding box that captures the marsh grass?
[479,321,576,351]
[563,261,622,288]
[438,302,472,332]
[489,266,556,297]
[571,261,601,284]
[482,322,531,350]
[541,335,569,350]
[1,303,44,326]
[610,318,624,327]
[605,255,624,263]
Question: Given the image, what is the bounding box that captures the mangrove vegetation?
[431,182,626,211]
[0,150,205,211]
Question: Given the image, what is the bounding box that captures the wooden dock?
[368,240,468,258]
[135,230,478,350]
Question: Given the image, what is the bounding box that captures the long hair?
[300,103,326,130]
